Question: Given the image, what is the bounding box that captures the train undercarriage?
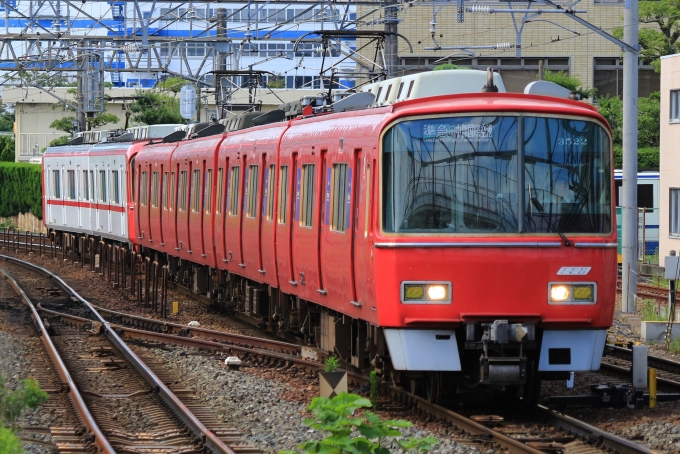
[49,233,557,403]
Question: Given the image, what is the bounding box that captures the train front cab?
[373,102,617,395]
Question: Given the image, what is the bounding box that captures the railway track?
[0,256,259,454]
[0,253,657,454]
[603,344,680,389]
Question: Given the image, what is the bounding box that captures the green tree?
[0,375,49,454]
[49,112,120,135]
[612,0,680,72]
[157,77,193,94]
[280,393,437,454]
[129,90,185,125]
[540,69,597,100]
[433,63,460,71]
[0,104,15,133]
[597,92,660,148]
[0,137,15,162]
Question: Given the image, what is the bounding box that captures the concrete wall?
[0,212,47,234]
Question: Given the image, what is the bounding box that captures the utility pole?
[384,0,399,78]
[215,8,227,120]
[621,0,639,313]
[76,50,86,133]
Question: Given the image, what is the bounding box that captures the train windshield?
[382,115,611,234]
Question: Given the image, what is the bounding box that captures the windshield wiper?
[530,198,571,247]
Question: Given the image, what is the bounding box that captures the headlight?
[401,282,451,304]
[548,282,596,304]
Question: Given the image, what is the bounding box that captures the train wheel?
[390,370,402,388]
[425,373,442,403]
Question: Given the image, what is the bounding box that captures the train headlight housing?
[548,283,596,304]
[401,282,451,304]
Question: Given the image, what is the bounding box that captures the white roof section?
[361,70,506,106]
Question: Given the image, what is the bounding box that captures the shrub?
[279,393,437,454]
[0,163,42,219]
[0,376,49,454]
[0,136,15,162]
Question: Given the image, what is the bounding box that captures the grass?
[670,337,680,354]
[647,274,670,289]
[639,299,667,322]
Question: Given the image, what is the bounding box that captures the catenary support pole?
[384,0,399,77]
[621,0,639,313]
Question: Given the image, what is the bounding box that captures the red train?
[43,70,617,401]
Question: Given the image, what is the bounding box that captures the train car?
[614,170,660,260]
[44,70,617,402]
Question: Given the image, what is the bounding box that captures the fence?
[616,207,660,265]
[18,133,65,157]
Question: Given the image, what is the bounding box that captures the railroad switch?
[548,383,680,409]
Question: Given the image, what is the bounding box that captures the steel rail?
[535,406,658,454]
[2,254,657,454]
[94,304,302,356]
[606,345,680,375]
[600,361,680,389]
[0,270,116,454]
[0,254,238,454]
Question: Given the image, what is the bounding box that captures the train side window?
[364,163,371,237]
[90,171,94,201]
[82,170,89,201]
[112,170,120,204]
[278,166,288,224]
[266,164,275,220]
[247,165,259,218]
[67,170,76,200]
[179,171,187,212]
[151,171,159,208]
[204,169,212,214]
[162,172,169,209]
[139,171,147,206]
[216,168,224,214]
[191,169,201,213]
[99,170,107,203]
[229,167,240,216]
[638,184,654,209]
[170,172,176,211]
[301,164,315,227]
[52,170,61,199]
[331,163,348,232]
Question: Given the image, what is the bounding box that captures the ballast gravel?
[132,343,485,454]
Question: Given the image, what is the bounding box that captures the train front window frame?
[381,113,612,236]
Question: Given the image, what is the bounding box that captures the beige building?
[358,0,658,96]
[659,55,680,258]
[6,86,327,162]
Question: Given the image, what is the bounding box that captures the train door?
[106,163,112,234]
[353,154,376,307]
[61,165,66,225]
[320,149,358,307]
[275,156,295,289]
[76,165,82,228]
[241,151,263,271]
[291,149,322,298]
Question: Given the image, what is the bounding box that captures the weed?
[369,371,378,407]
[670,338,680,355]
[324,356,341,373]
[638,299,666,322]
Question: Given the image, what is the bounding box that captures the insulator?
[495,42,513,49]
[467,5,492,14]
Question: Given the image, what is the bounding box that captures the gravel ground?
[4,250,680,452]
[131,342,491,454]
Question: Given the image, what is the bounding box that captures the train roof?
[614,170,659,179]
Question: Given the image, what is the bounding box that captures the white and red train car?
[43,70,616,401]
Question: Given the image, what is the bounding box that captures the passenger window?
[331,164,348,232]
[99,170,107,203]
[52,170,61,199]
[266,164,275,220]
[246,165,259,218]
[151,171,159,208]
[216,168,224,214]
[301,164,315,227]
[67,170,76,200]
[204,169,212,214]
[170,172,176,211]
[162,172,169,209]
[179,170,187,212]
[140,171,147,206]
[278,166,288,224]
[82,170,89,201]
[365,163,371,238]
[229,166,240,216]
[192,169,201,213]
[112,170,120,204]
